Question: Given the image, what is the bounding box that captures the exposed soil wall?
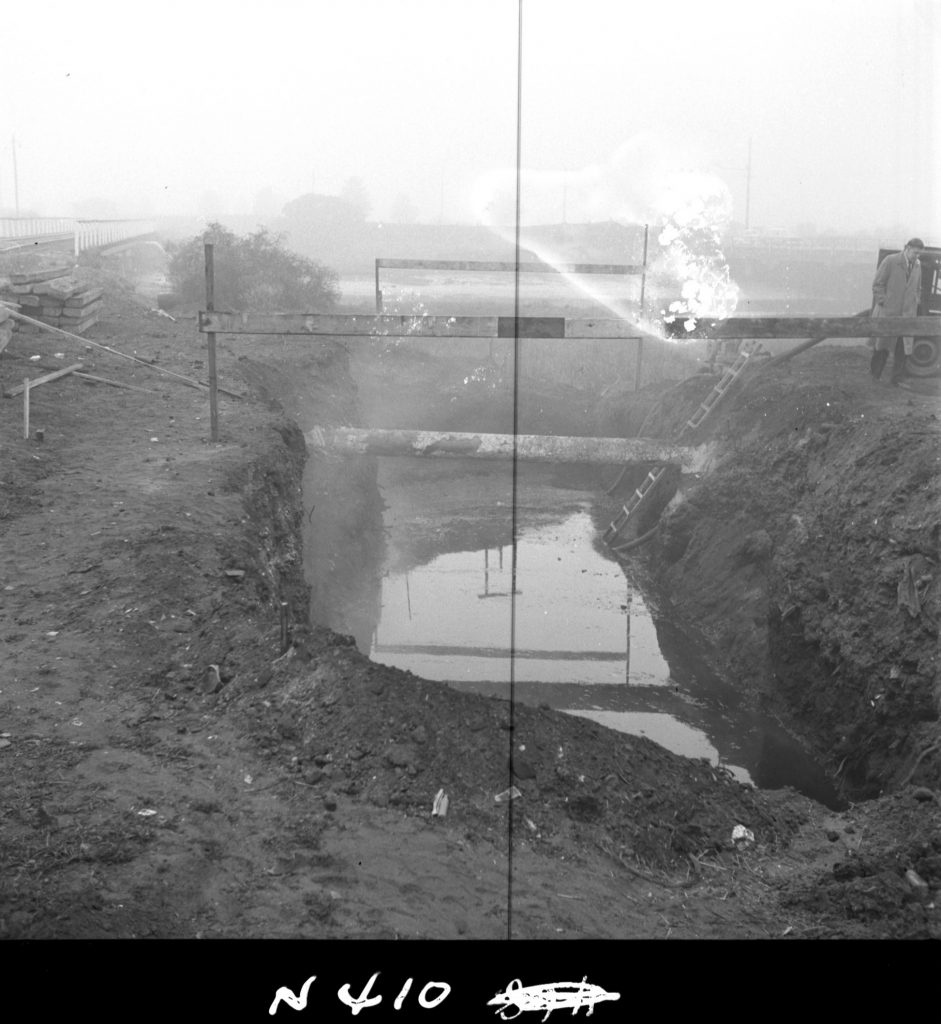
[629,348,940,799]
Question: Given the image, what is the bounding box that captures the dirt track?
[0,265,938,952]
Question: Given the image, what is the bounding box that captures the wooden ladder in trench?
[603,345,754,554]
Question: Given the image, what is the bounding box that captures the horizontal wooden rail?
[375,258,643,275]
[198,311,644,339]
[665,315,941,340]
[305,426,710,470]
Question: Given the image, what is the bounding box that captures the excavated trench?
[299,342,845,808]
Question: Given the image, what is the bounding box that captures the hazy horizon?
[1,0,937,242]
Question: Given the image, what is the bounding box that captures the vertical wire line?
[507,0,524,943]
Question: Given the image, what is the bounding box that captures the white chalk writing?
[269,974,452,1016]
[488,978,620,1021]
[268,976,317,1015]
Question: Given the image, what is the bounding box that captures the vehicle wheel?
[906,337,941,377]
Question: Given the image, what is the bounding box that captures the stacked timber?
[0,304,13,355]
[0,263,103,335]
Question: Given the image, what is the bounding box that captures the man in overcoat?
[870,237,924,384]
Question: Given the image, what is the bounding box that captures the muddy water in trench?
[309,458,842,808]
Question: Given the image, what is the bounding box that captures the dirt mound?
[239,634,806,872]
[780,788,940,938]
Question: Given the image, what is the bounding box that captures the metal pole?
[635,224,648,392]
[204,243,219,441]
[639,223,648,315]
[12,134,20,216]
[745,137,752,230]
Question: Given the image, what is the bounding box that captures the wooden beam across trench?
[663,315,941,340]
[305,427,710,470]
[198,311,644,339]
[374,258,644,275]
[199,310,941,341]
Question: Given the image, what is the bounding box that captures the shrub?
[168,222,340,311]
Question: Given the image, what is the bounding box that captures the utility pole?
[12,134,20,216]
[745,136,752,230]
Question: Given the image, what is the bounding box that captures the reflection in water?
[372,514,670,687]
[318,462,842,808]
[371,510,759,776]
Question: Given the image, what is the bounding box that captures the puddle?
[372,514,666,687]
[312,460,843,808]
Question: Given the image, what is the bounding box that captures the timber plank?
[199,311,645,339]
[306,426,708,469]
[376,258,642,275]
[4,363,83,397]
[200,312,501,337]
[73,371,159,394]
[63,287,104,307]
[664,315,941,340]
[9,265,75,286]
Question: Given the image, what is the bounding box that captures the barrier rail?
[0,217,75,239]
[726,236,881,264]
[74,219,156,255]
[0,217,155,255]
[374,249,649,314]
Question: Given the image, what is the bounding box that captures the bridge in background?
[725,234,882,269]
[0,217,157,257]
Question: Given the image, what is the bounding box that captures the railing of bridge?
[0,217,155,254]
[728,235,880,256]
[74,219,155,254]
[0,217,76,239]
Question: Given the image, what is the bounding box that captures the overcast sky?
[0,0,937,239]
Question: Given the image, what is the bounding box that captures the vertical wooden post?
[639,223,649,316]
[625,578,632,685]
[204,243,219,441]
[374,259,383,312]
[635,224,648,392]
[22,377,29,439]
[279,600,290,653]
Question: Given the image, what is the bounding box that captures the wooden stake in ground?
[0,300,241,398]
[204,243,219,441]
[23,378,29,439]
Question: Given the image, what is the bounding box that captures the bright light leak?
[656,172,740,328]
[471,137,741,339]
